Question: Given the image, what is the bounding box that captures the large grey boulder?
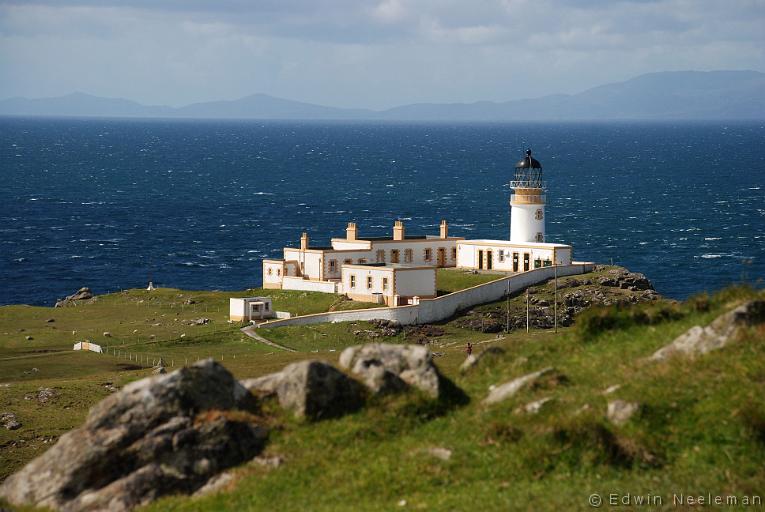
[339,343,441,398]
[0,359,267,512]
[651,300,765,361]
[483,367,553,406]
[245,361,364,420]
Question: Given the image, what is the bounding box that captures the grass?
[436,268,504,295]
[2,277,764,510]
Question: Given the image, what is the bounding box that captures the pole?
[526,288,530,333]
[505,281,510,333]
[554,264,558,334]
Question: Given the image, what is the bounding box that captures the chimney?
[439,219,448,239]
[346,222,358,241]
[393,220,405,241]
[300,232,309,250]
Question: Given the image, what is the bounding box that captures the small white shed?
[229,297,275,322]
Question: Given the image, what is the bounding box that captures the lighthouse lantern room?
[510,149,546,243]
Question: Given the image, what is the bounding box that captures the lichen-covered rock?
[54,287,94,307]
[272,360,365,420]
[651,300,765,361]
[0,359,266,512]
[483,367,553,406]
[339,343,441,398]
[1,411,21,430]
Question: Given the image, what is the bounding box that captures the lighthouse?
[510,149,546,243]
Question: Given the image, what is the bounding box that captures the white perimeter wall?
[257,263,593,329]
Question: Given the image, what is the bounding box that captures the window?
[543,259,552,267]
[451,247,457,260]
[358,258,367,264]
[344,258,352,265]
[424,248,432,261]
[366,276,373,289]
[534,258,542,269]
[391,249,400,263]
[329,259,337,272]
[277,269,281,277]
[535,209,544,220]
[350,275,356,288]
[404,249,413,263]
[535,232,544,242]
[267,268,273,276]
[376,250,385,263]
[382,277,389,291]
[498,251,505,263]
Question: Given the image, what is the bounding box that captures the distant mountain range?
[1,70,763,121]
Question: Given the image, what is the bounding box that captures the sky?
[0,0,764,109]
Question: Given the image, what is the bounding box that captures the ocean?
[1,117,763,306]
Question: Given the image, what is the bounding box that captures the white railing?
[510,180,546,189]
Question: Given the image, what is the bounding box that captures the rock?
[190,318,211,326]
[192,471,235,497]
[1,412,22,430]
[241,372,285,397]
[603,384,622,395]
[651,300,765,361]
[339,343,441,398]
[519,397,553,414]
[25,335,33,341]
[153,366,167,375]
[483,367,553,406]
[459,346,505,373]
[0,359,266,512]
[55,287,94,307]
[46,318,55,323]
[103,332,112,337]
[270,360,365,420]
[607,400,639,426]
[426,447,452,461]
[24,387,57,404]
[251,455,284,469]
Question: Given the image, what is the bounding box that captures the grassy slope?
[1,276,764,510]
[146,286,765,512]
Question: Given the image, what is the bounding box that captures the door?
[437,248,446,267]
[512,252,519,272]
[486,250,493,270]
[523,253,530,271]
[478,250,484,270]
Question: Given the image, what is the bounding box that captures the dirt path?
[240,325,296,352]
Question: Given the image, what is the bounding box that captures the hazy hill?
[1,70,763,120]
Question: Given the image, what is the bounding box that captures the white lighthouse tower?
[509,149,546,243]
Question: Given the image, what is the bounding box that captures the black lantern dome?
[511,149,545,190]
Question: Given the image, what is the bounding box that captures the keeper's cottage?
[263,149,572,306]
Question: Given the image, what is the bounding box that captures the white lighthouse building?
[261,148,573,304]
[510,149,546,243]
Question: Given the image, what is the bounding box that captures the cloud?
[0,0,762,108]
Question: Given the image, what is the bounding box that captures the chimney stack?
[346,222,358,241]
[393,220,405,241]
[300,232,309,250]
[439,219,448,239]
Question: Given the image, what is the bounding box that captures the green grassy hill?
[1,272,764,510]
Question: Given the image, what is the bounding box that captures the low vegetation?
[1,274,764,510]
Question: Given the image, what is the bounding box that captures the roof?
[458,239,571,249]
[515,149,542,169]
[342,263,437,271]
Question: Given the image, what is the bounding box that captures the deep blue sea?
[1,117,763,306]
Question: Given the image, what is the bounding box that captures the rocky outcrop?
[483,367,553,406]
[54,287,94,308]
[339,343,441,398]
[650,300,765,361]
[597,268,654,292]
[459,346,506,373]
[1,411,21,430]
[607,400,639,426]
[0,360,267,512]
